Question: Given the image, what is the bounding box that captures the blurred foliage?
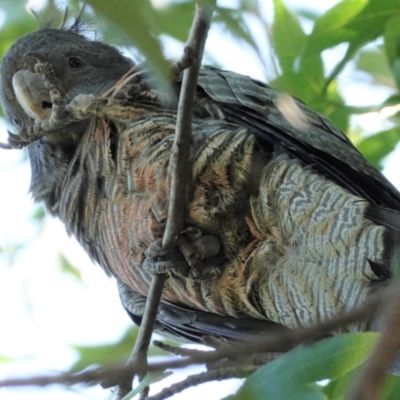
[357,127,400,169]
[226,333,400,400]
[0,355,12,363]
[125,371,173,399]
[59,253,83,281]
[323,368,400,400]
[356,46,396,87]
[70,326,173,373]
[70,327,139,372]
[2,0,400,399]
[225,333,379,400]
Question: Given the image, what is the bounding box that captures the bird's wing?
[118,277,291,345]
[193,67,400,211]
[125,300,292,347]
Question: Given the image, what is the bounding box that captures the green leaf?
[343,0,400,46]
[306,0,400,57]
[70,326,168,372]
[357,128,400,169]
[312,80,350,132]
[304,0,400,87]
[121,371,173,400]
[30,206,46,222]
[325,370,400,400]
[85,0,171,82]
[215,7,259,53]
[271,0,324,103]
[382,375,400,400]
[299,53,325,96]
[271,58,324,104]
[0,4,38,58]
[239,0,259,13]
[305,0,368,56]
[225,333,379,400]
[70,327,139,372]
[271,72,314,102]
[356,48,395,88]
[149,1,195,42]
[273,0,307,73]
[0,355,12,363]
[384,14,400,89]
[322,367,359,400]
[322,43,360,93]
[59,254,82,281]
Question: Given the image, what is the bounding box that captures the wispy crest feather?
[30,3,98,39]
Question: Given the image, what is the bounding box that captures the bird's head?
[0,27,134,146]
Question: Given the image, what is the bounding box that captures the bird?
[2,18,400,345]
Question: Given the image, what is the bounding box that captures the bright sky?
[0,0,399,399]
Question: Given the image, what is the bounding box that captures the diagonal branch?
[114,1,216,398]
[346,280,400,400]
[2,283,396,390]
[162,0,215,249]
[147,366,257,400]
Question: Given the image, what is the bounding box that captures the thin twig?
[147,366,257,400]
[1,284,393,390]
[346,281,400,400]
[111,275,168,398]
[162,0,215,248]
[152,340,210,358]
[114,1,216,398]
[207,351,284,371]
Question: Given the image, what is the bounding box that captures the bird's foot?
[6,130,30,149]
[178,227,222,279]
[143,227,222,280]
[32,61,71,132]
[7,120,44,149]
[143,240,189,276]
[176,46,196,71]
[25,59,97,134]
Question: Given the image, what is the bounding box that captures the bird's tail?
[367,205,400,233]
[367,204,400,281]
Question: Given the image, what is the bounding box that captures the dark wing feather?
[121,66,400,343]
[125,301,292,348]
[118,280,291,345]
[366,205,400,232]
[195,67,400,210]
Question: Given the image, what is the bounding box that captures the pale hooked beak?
[12,70,52,121]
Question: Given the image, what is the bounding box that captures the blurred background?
[1,0,400,399]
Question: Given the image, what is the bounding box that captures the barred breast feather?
[49,99,386,331]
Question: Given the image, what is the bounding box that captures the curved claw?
[144,239,172,259]
[143,257,188,275]
[143,239,189,276]
[23,51,47,73]
[188,264,222,280]
[143,229,223,280]
[182,226,203,241]
[7,131,29,149]
[176,230,221,280]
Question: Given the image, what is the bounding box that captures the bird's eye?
[11,115,20,127]
[68,57,83,69]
